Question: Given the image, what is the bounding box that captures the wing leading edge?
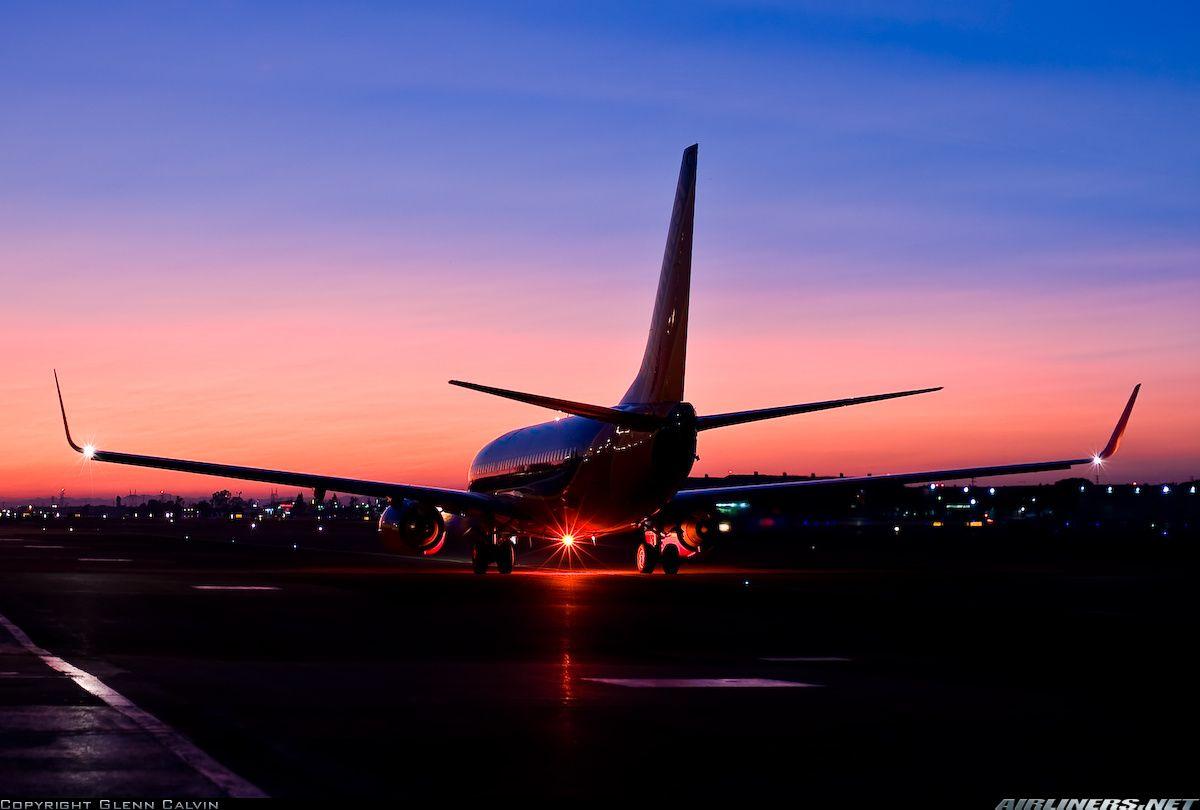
[53,371,511,517]
[669,384,1141,511]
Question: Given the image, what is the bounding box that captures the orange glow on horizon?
[1,266,1197,500]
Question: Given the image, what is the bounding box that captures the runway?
[0,527,1196,801]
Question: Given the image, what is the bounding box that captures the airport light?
[82,443,96,460]
[718,521,732,533]
[1162,485,1170,495]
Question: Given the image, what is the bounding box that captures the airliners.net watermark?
[996,800,1197,810]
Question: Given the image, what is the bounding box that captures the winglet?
[1098,383,1140,460]
[53,369,84,453]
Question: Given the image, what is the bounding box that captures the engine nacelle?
[379,500,446,556]
[677,515,728,553]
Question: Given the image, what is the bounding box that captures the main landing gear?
[636,531,682,575]
[472,535,516,575]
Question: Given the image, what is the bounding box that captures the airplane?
[53,144,1141,575]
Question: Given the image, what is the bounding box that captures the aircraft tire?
[635,542,658,574]
[660,544,682,575]
[495,541,515,574]
[471,541,491,575]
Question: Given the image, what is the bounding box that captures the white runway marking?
[192,585,280,591]
[584,677,819,688]
[0,611,266,798]
[760,656,852,663]
[23,544,65,549]
[78,557,133,562]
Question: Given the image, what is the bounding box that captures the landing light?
[561,534,575,547]
[718,521,732,533]
[82,443,96,460]
[1092,454,1103,465]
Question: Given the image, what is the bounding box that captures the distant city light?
[988,487,995,495]
[1162,485,1170,495]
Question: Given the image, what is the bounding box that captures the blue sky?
[2,1,1197,490]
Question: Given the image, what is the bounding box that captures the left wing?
[54,371,512,517]
[667,384,1140,512]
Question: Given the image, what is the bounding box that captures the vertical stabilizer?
[621,144,697,405]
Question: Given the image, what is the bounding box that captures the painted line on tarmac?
[192,585,280,591]
[0,611,267,798]
[584,677,820,688]
[760,656,852,663]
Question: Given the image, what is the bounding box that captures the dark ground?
[0,524,1196,804]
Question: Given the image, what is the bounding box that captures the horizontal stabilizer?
[696,386,943,431]
[449,380,666,431]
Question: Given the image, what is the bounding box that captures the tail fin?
[621,144,697,405]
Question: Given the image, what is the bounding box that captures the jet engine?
[677,514,728,553]
[379,500,446,555]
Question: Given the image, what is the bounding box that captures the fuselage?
[467,404,697,538]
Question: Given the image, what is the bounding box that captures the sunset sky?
[2,2,1197,500]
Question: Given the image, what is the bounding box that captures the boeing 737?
[54,144,1140,574]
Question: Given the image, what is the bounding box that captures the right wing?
[55,372,512,517]
[668,384,1141,512]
